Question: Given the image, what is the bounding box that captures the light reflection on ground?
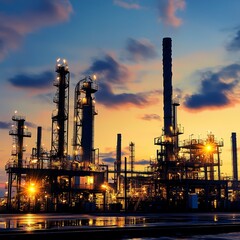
[0,212,240,232]
[0,214,143,231]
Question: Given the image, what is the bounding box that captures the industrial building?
[3,38,240,213]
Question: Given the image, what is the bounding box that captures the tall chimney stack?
[232,132,238,181]
[162,37,173,137]
[116,133,122,192]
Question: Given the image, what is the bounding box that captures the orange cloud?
[158,0,186,27]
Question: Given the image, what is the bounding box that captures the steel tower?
[162,37,173,138]
[114,133,122,192]
[129,142,135,177]
[51,58,70,166]
[72,76,98,169]
[8,114,31,211]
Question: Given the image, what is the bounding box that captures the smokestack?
[116,133,122,192]
[232,132,238,181]
[37,126,42,159]
[162,37,173,137]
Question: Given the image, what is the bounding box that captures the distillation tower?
[72,76,98,169]
[51,58,70,166]
[129,142,135,177]
[7,114,31,211]
[5,41,240,213]
[153,37,228,211]
[5,61,106,213]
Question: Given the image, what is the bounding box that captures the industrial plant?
[2,38,240,213]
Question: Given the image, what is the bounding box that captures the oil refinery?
[2,38,240,213]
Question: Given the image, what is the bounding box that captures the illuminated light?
[205,144,213,152]
[31,160,38,164]
[93,74,97,80]
[89,219,93,225]
[82,98,87,104]
[63,59,66,64]
[87,176,94,184]
[14,110,17,114]
[27,183,37,195]
[101,184,107,190]
[57,58,61,62]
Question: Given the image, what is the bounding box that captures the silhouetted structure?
[5,60,105,213]
[51,58,70,166]
[114,133,122,193]
[73,76,98,168]
[129,142,135,177]
[232,132,238,181]
[4,40,240,213]
[153,37,229,211]
[7,115,31,211]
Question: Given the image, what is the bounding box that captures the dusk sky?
[1,0,240,196]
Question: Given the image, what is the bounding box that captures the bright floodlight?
[27,183,37,195]
[205,144,213,152]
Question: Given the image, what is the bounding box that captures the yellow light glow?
[28,185,36,194]
[205,144,212,152]
[87,176,94,184]
[101,184,107,190]
[82,98,87,104]
[27,183,38,195]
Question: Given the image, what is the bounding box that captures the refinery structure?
[3,38,240,213]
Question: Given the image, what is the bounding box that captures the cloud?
[135,159,150,165]
[36,92,54,104]
[85,54,160,108]
[101,157,115,164]
[0,0,72,60]
[25,121,38,129]
[86,54,129,84]
[140,114,161,121]
[0,120,37,130]
[226,28,240,52]
[99,150,115,165]
[0,121,12,129]
[96,82,151,108]
[183,64,240,110]
[157,0,185,27]
[125,38,158,62]
[8,71,54,89]
[113,0,142,9]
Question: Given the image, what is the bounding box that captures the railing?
[9,129,31,137]
[5,161,107,172]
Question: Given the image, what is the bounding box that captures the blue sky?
[1,0,240,196]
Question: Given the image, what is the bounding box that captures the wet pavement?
[1,212,240,239]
